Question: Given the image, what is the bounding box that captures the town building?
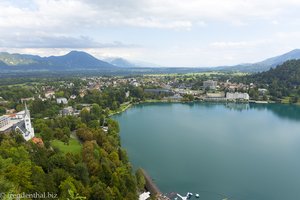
[125,91,130,98]
[31,137,44,147]
[56,98,68,104]
[258,88,268,95]
[226,92,249,100]
[6,109,16,114]
[130,79,140,87]
[70,94,77,99]
[205,92,226,101]
[164,94,183,101]
[144,88,174,95]
[206,92,225,98]
[203,80,218,90]
[139,192,150,200]
[45,90,55,99]
[79,89,87,98]
[61,106,74,116]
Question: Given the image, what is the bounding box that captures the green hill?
[240,59,300,102]
[251,59,300,86]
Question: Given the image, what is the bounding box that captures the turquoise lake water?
[113,103,300,200]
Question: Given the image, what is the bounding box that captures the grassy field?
[281,97,291,104]
[109,102,132,116]
[51,138,82,154]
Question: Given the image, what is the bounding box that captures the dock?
[249,100,268,104]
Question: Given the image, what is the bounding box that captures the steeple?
[24,102,29,117]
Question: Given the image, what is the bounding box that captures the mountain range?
[0,49,300,72]
[216,49,300,72]
[0,51,115,70]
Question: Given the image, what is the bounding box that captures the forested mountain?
[250,59,300,86]
[0,51,116,70]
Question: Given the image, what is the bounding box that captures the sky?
[1,0,300,67]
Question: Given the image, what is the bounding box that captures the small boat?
[187,193,193,199]
[195,193,200,198]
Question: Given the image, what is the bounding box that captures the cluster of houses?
[144,79,252,102]
[79,77,255,103]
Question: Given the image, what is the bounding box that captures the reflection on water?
[225,103,250,111]
[184,102,300,121]
[250,103,300,121]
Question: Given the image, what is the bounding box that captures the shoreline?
[109,99,299,117]
[108,102,133,116]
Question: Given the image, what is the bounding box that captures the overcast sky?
[1,0,300,67]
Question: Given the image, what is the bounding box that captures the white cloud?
[1,0,300,31]
[1,0,300,66]
[0,33,138,48]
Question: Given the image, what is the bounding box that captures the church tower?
[15,102,35,141]
[24,102,34,138]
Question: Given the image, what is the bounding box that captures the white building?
[15,110,26,119]
[139,192,150,200]
[45,90,55,99]
[258,88,268,95]
[125,91,130,98]
[130,79,140,87]
[226,92,249,100]
[56,98,68,104]
[70,94,77,99]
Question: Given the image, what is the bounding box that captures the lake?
[113,102,300,200]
